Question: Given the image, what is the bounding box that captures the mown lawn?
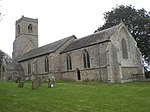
[0,81,150,112]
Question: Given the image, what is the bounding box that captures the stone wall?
[20,54,54,80]
[109,43,120,83]
[13,35,38,59]
[61,71,76,81]
[109,26,144,83]
[61,69,101,81]
[20,36,76,80]
[122,67,138,80]
[61,42,109,82]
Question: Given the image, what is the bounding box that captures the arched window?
[28,24,33,33]
[83,50,90,68]
[66,54,72,70]
[17,25,20,34]
[45,56,49,72]
[28,61,31,74]
[122,38,128,59]
[32,59,37,74]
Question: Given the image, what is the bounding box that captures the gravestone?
[16,76,24,88]
[18,81,24,88]
[32,76,42,90]
[48,76,55,88]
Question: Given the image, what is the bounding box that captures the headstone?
[16,76,24,88]
[48,76,55,88]
[32,76,41,90]
[18,81,24,88]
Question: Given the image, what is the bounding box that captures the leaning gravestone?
[32,76,42,90]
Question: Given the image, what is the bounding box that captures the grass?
[0,81,150,112]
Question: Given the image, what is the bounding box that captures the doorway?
[76,68,81,80]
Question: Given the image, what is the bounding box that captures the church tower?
[12,16,38,59]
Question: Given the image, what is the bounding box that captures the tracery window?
[17,25,20,34]
[83,50,90,68]
[45,56,49,72]
[122,38,128,59]
[28,24,33,33]
[66,54,72,71]
[32,59,37,74]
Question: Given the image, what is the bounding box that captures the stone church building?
[0,16,145,83]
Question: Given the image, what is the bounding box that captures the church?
[0,16,145,83]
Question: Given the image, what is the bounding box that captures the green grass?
[0,81,150,112]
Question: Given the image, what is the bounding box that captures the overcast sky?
[0,0,150,57]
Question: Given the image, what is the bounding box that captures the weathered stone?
[32,76,41,90]
[13,16,38,59]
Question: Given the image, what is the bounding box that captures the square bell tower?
[12,16,38,59]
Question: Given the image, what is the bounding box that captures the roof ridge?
[62,24,121,53]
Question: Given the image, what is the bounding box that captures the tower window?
[17,25,20,34]
[122,38,128,59]
[45,56,49,72]
[83,50,90,68]
[28,24,33,33]
[66,54,72,71]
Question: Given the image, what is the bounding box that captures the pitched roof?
[62,23,122,53]
[18,35,76,62]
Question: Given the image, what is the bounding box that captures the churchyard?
[0,81,150,112]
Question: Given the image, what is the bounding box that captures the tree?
[0,50,12,68]
[4,52,12,63]
[0,50,4,70]
[95,5,150,62]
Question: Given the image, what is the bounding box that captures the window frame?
[122,38,128,59]
[83,49,90,68]
[17,25,20,34]
[44,56,49,72]
[28,24,33,33]
[66,54,72,71]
